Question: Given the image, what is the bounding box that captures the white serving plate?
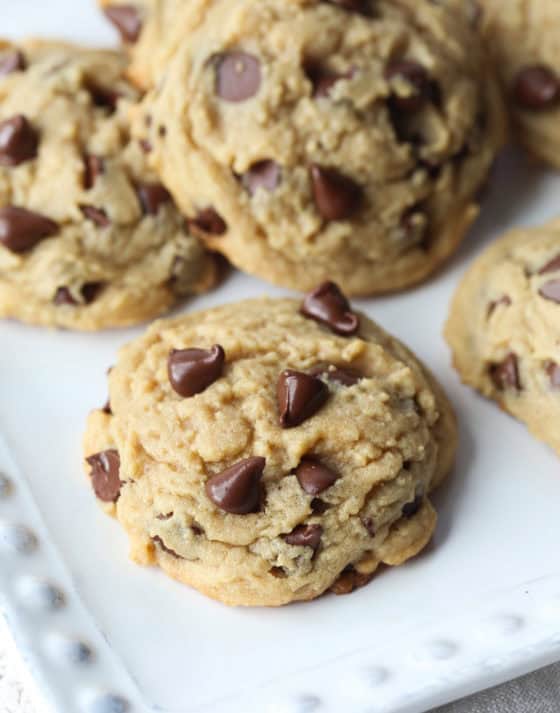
[2,3,560,712]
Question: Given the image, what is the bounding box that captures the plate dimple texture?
[0,521,38,554]
[0,472,12,498]
[15,575,66,611]
[87,693,130,713]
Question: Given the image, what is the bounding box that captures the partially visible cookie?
[481,0,560,167]
[446,219,560,455]
[99,1,189,89]
[0,41,216,331]
[84,285,457,606]
[136,0,505,296]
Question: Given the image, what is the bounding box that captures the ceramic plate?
[2,3,560,712]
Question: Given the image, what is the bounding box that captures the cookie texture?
[100,1,188,89]
[84,290,457,606]
[135,0,505,296]
[0,40,216,331]
[481,0,560,168]
[445,219,560,456]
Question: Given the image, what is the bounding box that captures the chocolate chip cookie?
[84,284,457,606]
[480,0,560,167]
[0,40,216,330]
[100,1,188,89]
[136,0,505,296]
[445,219,560,455]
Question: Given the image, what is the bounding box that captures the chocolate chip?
[487,295,511,317]
[101,400,112,415]
[80,205,111,227]
[190,208,227,235]
[205,456,265,514]
[0,115,38,166]
[156,512,174,521]
[277,370,329,428]
[385,60,433,113]
[0,206,58,253]
[309,363,363,386]
[54,287,77,306]
[513,65,560,110]
[309,164,361,221]
[305,63,354,99]
[539,255,560,274]
[546,361,560,389]
[284,524,322,551]
[139,138,152,153]
[269,566,287,578]
[215,51,261,102]
[137,183,171,215]
[151,535,182,559]
[241,160,281,195]
[86,449,121,502]
[0,50,26,77]
[54,283,103,307]
[296,457,339,495]
[83,155,104,190]
[85,80,121,112]
[168,345,225,397]
[330,566,373,595]
[104,5,143,43]
[402,495,423,518]
[311,498,330,514]
[489,353,520,391]
[81,282,104,304]
[327,0,367,11]
[361,517,376,537]
[301,281,359,335]
[539,279,560,303]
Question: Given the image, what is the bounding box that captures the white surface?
[1,2,560,713]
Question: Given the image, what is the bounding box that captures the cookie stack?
[4,0,556,607]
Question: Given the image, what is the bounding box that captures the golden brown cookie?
[84,286,457,606]
[135,0,505,296]
[0,40,216,331]
[446,219,560,455]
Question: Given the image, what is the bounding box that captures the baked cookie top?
[135,0,505,295]
[0,40,216,330]
[84,287,457,606]
[445,219,560,455]
[481,0,560,167]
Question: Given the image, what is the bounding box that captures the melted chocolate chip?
[309,164,361,221]
[361,517,376,537]
[83,155,104,190]
[0,50,26,77]
[53,287,77,306]
[330,566,373,595]
[104,5,143,43]
[301,281,359,335]
[513,65,560,110]
[151,535,182,559]
[168,345,225,397]
[241,160,281,195]
[547,361,560,390]
[402,495,423,518]
[284,524,322,551]
[137,183,171,215]
[0,206,58,253]
[86,449,121,502]
[385,60,433,113]
[327,0,367,11]
[101,400,112,415]
[0,115,38,166]
[489,353,521,392]
[190,208,227,235]
[296,457,339,495]
[539,279,560,303]
[309,363,363,386]
[277,370,329,428]
[311,498,330,514]
[269,566,287,578]
[80,205,111,228]
[139,138,152,153]
[85,80,121,112]
[215,51,261,102]
[539,255,560,274]
[487,295,512,317]
[306,63,354,98]
[156,512,174,521]
[205,456,265,514]
[81,282,104,304]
